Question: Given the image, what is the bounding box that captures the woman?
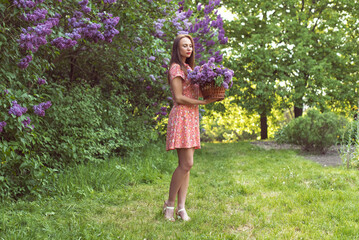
[163,34,216,221]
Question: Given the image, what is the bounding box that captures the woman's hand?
[203,98,218,104]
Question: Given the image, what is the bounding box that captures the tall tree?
[223,0,359,129]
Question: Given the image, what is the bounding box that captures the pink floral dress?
[166,63,201,151]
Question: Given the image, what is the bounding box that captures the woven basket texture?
[201,82,225,100]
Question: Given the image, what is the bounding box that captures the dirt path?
[250,141,342,167]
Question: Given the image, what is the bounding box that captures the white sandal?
[176,208,191,221]
[162,201,175,222]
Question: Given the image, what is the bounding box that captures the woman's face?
[179,37,193,61]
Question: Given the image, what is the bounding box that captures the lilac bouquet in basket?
[188,57,234,89]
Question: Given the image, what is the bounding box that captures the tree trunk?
[294,105,303,118]
[260,111,268,140]
[70,56,76,82]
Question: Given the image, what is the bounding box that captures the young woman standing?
[163,34,216,221]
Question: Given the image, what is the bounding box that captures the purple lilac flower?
[149,56,156,61]
[13,0,43,9]
[204,4,215,15]
[178,0,185,12]
[0,121,6,133]
[206,40,216,47]
[178,30,189,35]
[38,78,47,85]
[188,58,233,89]
[9,101,28,117]
[213,50,223,63]
[33,101,52,117]
[197,3,202,11]
[182,19,192,29]
[22,117,34,130]
[18,55,32,69]
[22,8,48,22]
[146,86,151,90]
[167,97,173,101]
[102,16,120,42]
[51,37,78,49]
[17,14,60,53]
[4,89,9,95]
[185,9,193,18]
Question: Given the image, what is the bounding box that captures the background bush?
[275,109,347,153]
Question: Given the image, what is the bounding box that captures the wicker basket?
[201,82,226,100]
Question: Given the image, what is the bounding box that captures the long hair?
[167,34,195,84]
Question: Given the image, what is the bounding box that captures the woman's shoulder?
[170,63,181,71]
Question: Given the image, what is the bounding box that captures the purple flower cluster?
[79,0,91,14]
[152,0,228,65]
[22,117,34,130]
[0,121,6,133]
[18,55,32,69]
[18,15,60,53]
[102,16,120,42]
[188,58,234,89]
[22,8,47,21]
[51,37,78,49]
[4,89,9,95]
[153,18,166,37]
[156,106,168,117]
[14,0,44,9]
[9,101,28,117]
[55,11,120,47]
[38,78,47,85]
[33,101,52,117]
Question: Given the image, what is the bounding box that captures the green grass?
[1,142,359,239]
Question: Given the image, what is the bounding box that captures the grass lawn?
[1,141,359,239]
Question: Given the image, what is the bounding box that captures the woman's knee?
[177,148,195,172]
[179,160,193,172]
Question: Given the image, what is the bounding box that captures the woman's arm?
[171,77,216,105]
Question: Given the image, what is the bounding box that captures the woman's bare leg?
[176,148,194,210]
[164,148,194,220]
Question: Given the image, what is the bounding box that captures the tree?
[223,0,359,139]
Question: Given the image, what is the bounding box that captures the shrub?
[0,84,156,199]
[339,118,359,169]
[274,109,347,153]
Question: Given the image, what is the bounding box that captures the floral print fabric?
[166,63,201,151]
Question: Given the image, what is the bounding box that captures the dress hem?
[166,146,201,151]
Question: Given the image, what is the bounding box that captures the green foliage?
[223,0,359,127]
[201,97,287,142]
[339,118,359,169]
[275,109,347,153]
[0,83,157,199]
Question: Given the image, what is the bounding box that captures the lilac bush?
[188,58,233,89]
[15,0,120,68]
[152,0,228,65]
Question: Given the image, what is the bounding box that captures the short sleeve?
[169,64,185,82]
